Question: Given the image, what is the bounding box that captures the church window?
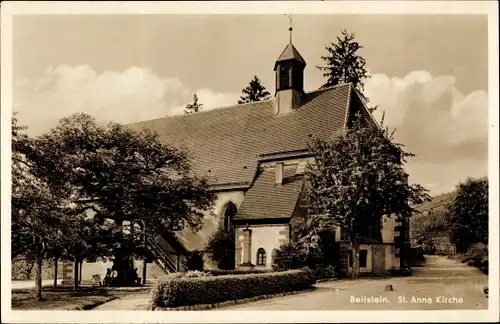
[222,202,238,232]
[257,248,266,266]
[280,65,290,89]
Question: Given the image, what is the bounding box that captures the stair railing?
[146,237,178,272]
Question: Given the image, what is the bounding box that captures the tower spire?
[287,14,293,43]
[274,14,306,115]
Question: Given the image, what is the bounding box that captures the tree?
[317,30,376,112]
[303,114,429,279]
[184,93,203,114]
[24,113,216,285]
[446,177,488,253]
[11,116,78,299]
[238,76,271,104]
[206,228,235,270]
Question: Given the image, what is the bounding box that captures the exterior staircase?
[146,233,188,274]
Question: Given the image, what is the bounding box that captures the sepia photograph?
[1,1,498,323]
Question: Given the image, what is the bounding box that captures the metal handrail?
[150,241,176,272]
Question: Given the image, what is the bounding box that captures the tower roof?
[274,43,306,70]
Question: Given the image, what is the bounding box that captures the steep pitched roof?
[274,43,306,69]
[234,167,304,221]
[128,84,352,187]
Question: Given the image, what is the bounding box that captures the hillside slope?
[410,191,456,253]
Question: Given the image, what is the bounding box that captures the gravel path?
[224,255,488,310]
[92,290,152,310]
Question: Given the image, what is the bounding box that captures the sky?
[12,14,489,196]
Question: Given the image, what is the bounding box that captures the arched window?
[257,248,266,266]
[222,202,237,231]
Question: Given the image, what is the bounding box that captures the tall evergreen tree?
[184,93,203,114]
[317,30,374,110]
[238,76,271,104]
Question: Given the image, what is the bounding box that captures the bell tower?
[273,18,306,115]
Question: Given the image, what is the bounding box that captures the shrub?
[151,269,315,308]
[390,267,411,276]
[207,268,272,276]
[186,250,204,271]
[205,228,235,270]
[421,242,436,255]
[463,243,488,272]
[315,264,336,279]
[272,242,307,271]
[184,270,212,278]
[409,247,425,266]
[161,272,185,280]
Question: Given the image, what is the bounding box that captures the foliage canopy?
[302,113,430,278]
[446,177,488,252]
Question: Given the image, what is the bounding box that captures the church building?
[126,32,409,277]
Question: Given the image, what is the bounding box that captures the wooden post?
[142,220,147,284]
[53,258,58,288]
[79,261,83,285]
[73,258,79,291]
[142,259,147,285]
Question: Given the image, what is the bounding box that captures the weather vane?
[286,14,293,43]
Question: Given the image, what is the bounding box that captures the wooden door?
[371,245,386,274]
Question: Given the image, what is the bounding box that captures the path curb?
[152,288,316,311]
[316,278,339,283]
[75,296,119,310]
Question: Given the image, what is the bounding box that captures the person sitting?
[131,268,141,286]
[110,267,120,286]
[92,274,102,287]
[103,268,112,287]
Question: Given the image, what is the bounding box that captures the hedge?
[150,269,316,308]
[206,268,272,276]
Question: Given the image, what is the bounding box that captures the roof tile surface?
[128,84,351,186]
[234,167,304,221]
[275,43,306,67]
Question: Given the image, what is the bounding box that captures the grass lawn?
[11,286,145,310]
